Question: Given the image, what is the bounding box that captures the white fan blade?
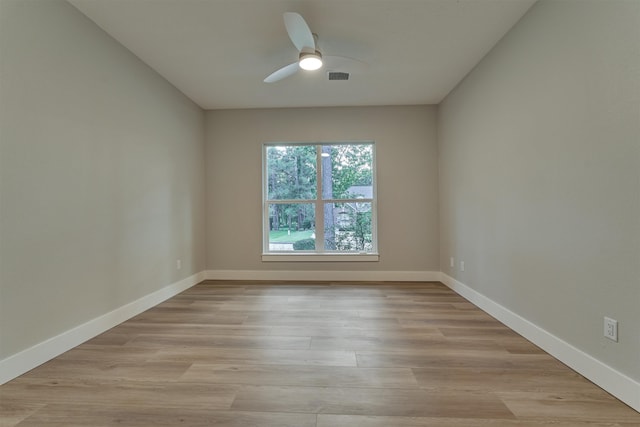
[264,62,299,83]
[284,12,315,51]
[324,55,369,73]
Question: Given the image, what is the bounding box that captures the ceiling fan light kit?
[299,51,323,70]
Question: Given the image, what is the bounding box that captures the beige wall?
[0,0,206,359]
[205,106,439,273]
[438,0,640,380]
[3,0,637,401]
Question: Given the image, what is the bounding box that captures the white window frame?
[262,141,379,262]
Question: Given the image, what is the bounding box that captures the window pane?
[266,145,317,200]
[268,203,315,251]
[321,144,373,200]
[324,202,373,252]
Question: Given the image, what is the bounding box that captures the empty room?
[1,0,638,425]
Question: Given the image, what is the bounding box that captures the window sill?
[262,253,379,262]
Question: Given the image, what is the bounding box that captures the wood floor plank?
[54,344,159,362]
[129,312,247,325]
[310,335,504,352]
[400,317,510,328]
[192,307,363,318]
[502,397,640,423]
[242,313,400,328]
[411,367,603,393]
[14,406,316,427]
[1,280,637,425]
[269,325,442,338]
[357,308,496,319]
[112,322,272,337]
[16,359,191,383]
[1,379,237,410]
[0,402,45,427]
[126,333,311,350]
[84,332,134,346]
[180,364,419,388]
[317,414,637,426]
[439,326,523,338]
[356,350,569,370]
[230,385,516,419]
[151,347,358,367]
[499,339,546,354]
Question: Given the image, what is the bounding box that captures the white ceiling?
[68,0,536,110]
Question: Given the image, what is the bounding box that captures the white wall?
[0,0,206,363]
[205,106,439,276]
[438,0,639,387]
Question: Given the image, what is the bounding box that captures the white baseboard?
[205,269,441,282]
[0,271,206,385]
[439,272,640,413]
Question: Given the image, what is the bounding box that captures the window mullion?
[267,199,314,204]
[315,145,325,252]
[323,198,374,204]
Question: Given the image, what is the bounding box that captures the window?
[263,142,378,261]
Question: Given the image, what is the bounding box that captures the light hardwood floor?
[1,280,639,426]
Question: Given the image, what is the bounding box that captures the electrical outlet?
[176,259,182,270]
[460,260,465,272]
[450,257,454,268]
[604,317,618,342]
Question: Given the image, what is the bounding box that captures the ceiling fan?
[264,12,365,83]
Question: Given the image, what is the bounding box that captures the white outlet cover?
[604,317,618,342]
